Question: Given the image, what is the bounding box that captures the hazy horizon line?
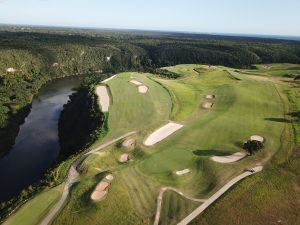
[1,22,300,41]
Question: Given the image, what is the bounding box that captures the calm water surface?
[0,76,82,201]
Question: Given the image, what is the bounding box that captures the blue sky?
[0,0,299,36]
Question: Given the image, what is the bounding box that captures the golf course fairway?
[6,64,298,225]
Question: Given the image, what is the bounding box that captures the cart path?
[177,166,263,225]
[39,131,136,225]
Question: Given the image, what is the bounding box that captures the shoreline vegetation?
[0,74,111,223]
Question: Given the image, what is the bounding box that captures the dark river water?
[0,76,82,201]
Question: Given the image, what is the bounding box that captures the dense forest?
[1,27,300,156]
[58,74,109,158]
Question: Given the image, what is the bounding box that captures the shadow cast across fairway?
[193,149,232,157]
[264,118,291,123]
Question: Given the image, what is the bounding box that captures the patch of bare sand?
[144,122,183,146]
[96,85,110,112]
[202,102,214,109]
[205,95,215,99]
[175,169,190,176]
[102,75,117,83]
[105,174,114,181]
[122,139,135,148]
[250,135,264,142]
[90,181,110,202]
[138,85,148,93]
[119,153,129,163]
[91,190,107,201]
[95,181,109,191]
[130,80,142,86]
[211,152,247,163]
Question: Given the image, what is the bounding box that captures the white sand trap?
[211,152,247,163]
[122,139,135,148]
[95,181,109,191]
[206,95,215,99]
[91,190,108,201]
[144,122,184,146]
[138,85,148,93]
[130,80,142,86]
[96,86,110,112]
[119,153,129,163]
[105,174,114,181]
[250,135,264,142]
[52,62,59,67]
[106,56,111,62]
[91,181,110,201]
[176,169,191,176]
[202,102,214,109]
[102,75,117,83]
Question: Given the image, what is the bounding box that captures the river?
[0,76,82,201]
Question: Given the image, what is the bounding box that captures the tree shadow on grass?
[264,118,291,123]
[193,149,231,156]
[287,111,300,122]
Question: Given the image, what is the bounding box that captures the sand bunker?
[202,102,214,109]
[91,190,107,201]
[102,75,117,83]
[91,181,109,202]
[138,85,148,93]
[95,181,109,191]
[129,80,149,93]
[206,95,215,99]
[96,86,110,112]
[250,135,264,143]
[105,174,114,181]
[176,169,191,176]
[130,80,142,86]
[122,139,135,148]
[119,153,129,163]
[211,152,247,163]
[144,122,184,146]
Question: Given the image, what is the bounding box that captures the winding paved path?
[39,131,136,225]
[153,187,206,225]
[177,166,263,225]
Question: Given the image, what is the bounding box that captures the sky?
[0,0,299,36]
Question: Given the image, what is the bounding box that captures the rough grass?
[159,191,199,225]
[52,173,150,225]
[4,185,63,225]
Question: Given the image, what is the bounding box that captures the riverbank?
[0,74,110,222]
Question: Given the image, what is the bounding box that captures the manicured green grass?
[103,72,172,140]
[191,64,300,225]
[4,185,63,225]
[45,64,293,225]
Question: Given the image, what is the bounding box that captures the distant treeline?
[1,30,300,155]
